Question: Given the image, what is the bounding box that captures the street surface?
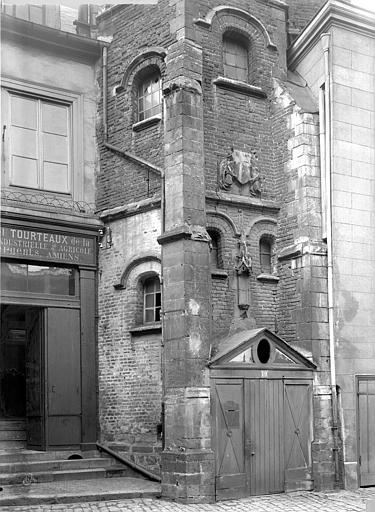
[2,487,375,512]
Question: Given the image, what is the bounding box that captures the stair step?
[0,477,160,506]
[0,421,26,431]
[0,430,26,441]
[0,440,27,450]
[0,466,132,485]
[0,457,116,473]
[0,449,102,464]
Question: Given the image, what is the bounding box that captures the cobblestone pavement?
[2,488,375,512]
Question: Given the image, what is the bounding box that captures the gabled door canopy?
[209,328,316,370]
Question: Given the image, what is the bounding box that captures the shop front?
[0,219,98,451]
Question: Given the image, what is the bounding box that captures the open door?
[46,307,81,447]
[25,308,45,450]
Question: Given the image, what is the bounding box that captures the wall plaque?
[0,225,96,266]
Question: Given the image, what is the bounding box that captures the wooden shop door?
[46,307,81,447]
[358,376,375,486]
[25,307,81,449]
[26,308,46,450]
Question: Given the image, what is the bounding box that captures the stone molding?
[116,47,167,92]
[193,5,277,50]
[213,76,267,98]
[114,254,161,290]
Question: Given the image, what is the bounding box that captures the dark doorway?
[0,305,32,418]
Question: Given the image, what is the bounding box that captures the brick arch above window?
[247,219,277,280]
[113,254,161,290]
[194,6,277,50]
[207,210,241,238]
[116,47,167,93]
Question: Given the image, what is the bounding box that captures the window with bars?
[143,276,161,323]
[259,237,272,274]
[7,93,71,194]
[223,33,249,82]
[138,73,162,122]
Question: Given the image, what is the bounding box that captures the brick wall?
[98,208,162,467]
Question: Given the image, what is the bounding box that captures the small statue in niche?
[235,233,252,274]
[218,148,262,197]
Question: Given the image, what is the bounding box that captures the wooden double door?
[212,378,313,499]
[26,306,81,450]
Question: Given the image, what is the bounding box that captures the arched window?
[223,32,248,82]
[138,72,162,122]
[143,276,161,323]
[259,237,272,274]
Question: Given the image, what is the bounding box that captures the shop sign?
[0,225,96,266]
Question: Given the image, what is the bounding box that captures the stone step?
[0,456,117,474]
[0,465,133,485]
[0,476,160,506]
[0,420,26,431]
[0,449,101,464]
[0,429,26,441]
[0,440,27,450]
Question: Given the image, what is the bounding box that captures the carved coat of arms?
[218,148,261,197]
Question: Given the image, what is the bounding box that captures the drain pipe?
[321,32,340,484]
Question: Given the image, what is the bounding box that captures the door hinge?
[359,455,361,466]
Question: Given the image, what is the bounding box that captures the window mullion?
[37,98,43,189]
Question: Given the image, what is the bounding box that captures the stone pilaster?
[158,38,215,503]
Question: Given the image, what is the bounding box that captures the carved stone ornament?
[235,234,252,274]
[218,148,261,197]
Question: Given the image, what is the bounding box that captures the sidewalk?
[1,487,375,512]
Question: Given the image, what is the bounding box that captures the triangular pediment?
[209,328,316,370]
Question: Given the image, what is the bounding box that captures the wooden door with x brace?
[212,378,313,499]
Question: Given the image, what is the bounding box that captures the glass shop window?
[1,261,76,296]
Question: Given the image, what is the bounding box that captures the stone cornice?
[99,196,161,222]
[1,13,106,62]
[206,191,280,214]
[288,0,375,69]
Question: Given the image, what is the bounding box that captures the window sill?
[213,76,267,98]
[129,323,162,335]
[256,273,279,283]
[132,115,162,132]
[211,268,228,279]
